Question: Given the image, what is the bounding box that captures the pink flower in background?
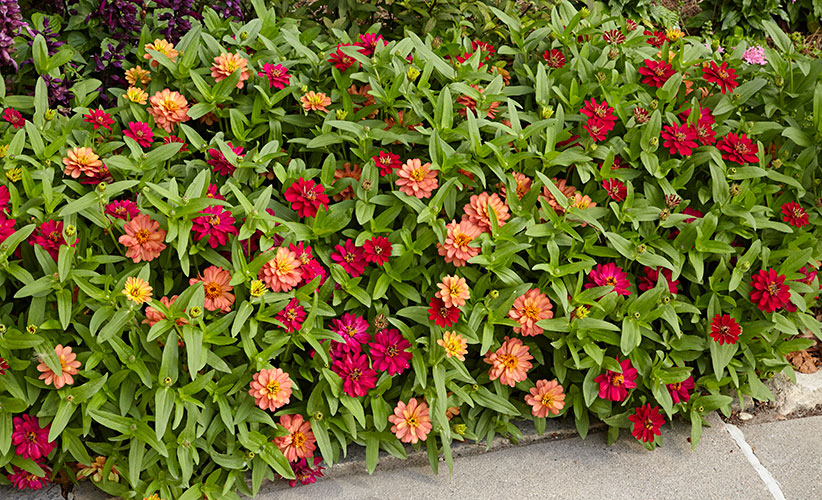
[147,89,189,132]
[437,219,482,267]
[3,108,24,128]
[0,213,15,242]
[333,352,377,397]
[274,414,316,462]
[525,379,566,417]
[105,200,140,220]
[369,328,412,376]
[331,238,367,277]
[637,266,679,294]
[30,220,74,261]
[508,288,554,337]
[356,33,386,56]
[7,465,49,491]
[275,298,306,333]
[286,456,324,487]
[586,263,631,296]
[11,414,55,460]
[602,178,627,202]
[143,295,187,327]
[0,185,9,211]
[373,151,402,177]
[742,45,767,65]
[211,52,251,88]
[123,121,154,148]
[464,192,510,232]
[331,313,370,353]
[436,275,470,308]
[207,142,244,176]
[192,205,238,248]
[83,109,114,131]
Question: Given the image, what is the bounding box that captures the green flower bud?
[649,99,658,110]
[454,424,467,435]
[44,109,56,120]
[335,109,348,120]
[240,31,249,41]
[313,411,324,421]
[774,75,784,87]
[580,7,590,17]
[730,183,741,196]
[541,106,554,119]
[407,66,421,81]
[608,48,619,60]
[772,159,782,168]
[637,244,647,254]
[489,290,499,299]
[649,137,658,146]
[596,71,606,83]
[189,306,203,318]
[26,324,37,334]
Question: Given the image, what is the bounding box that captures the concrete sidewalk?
[5,413,821,500]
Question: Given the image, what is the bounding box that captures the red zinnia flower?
[471,40,496,59]
[603,29,626,44]
[702,61,739,94]
[580,98,617,125]
[105,200,140,220]
[749,268,791,313]
[258,63,291,89]
[633,106,650,123]
[8,465,50,491]
[191,205,238,248]
[275,298,306,333]
[709,314,741,345]
[0,213,16,243]
[717,133,758,165]
[586,262,631,296]
[83,109,114,131]
[162,135,188,152]
[638,59,675,88]
[583,117,612,142]
[693,120,717,146]
[29,220,74,261]
[594,357,637,401]
[628,404,665,443]
[331,313,370,353]
[356,33,386,56]
[373,150,402,177]
[331,238,367,277]
[667,375,694,404]
[428,297,460,327]
[206,184,225,200]
[284,178,330,218]
[637,266,679,294]
[11,414,56,460]
[0,184,9,211]
[780,202,809,228]
[661,123,698,156]
[369,328,412,376]
[454,52,484,68]
[542,49,566,69]
[329,44,357,71]
[0,357,8,375]
[363,236,392,265]
[643,30,667,48]
[626,19,638,31]
[286,456,325,487]
[3,108,24,129]
[123,121,154,148]
[602,178,627,202]
[332,352,377,398]
[207,142,244,176]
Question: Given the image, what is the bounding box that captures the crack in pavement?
[725,423,786,500]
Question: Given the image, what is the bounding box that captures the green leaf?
[48,399,76,442]
[620,318,641,355]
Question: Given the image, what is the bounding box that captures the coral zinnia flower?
[661,123,698,156]
[37,344,81,389]
[11,414,56,460]
[190,265,235,312]
[301,91,331,113]
[428,297,460,327]
[77,456,120,483]
[602,178,627,202]
[275,415,317,463]
[508,288,554,336]
[8,465,49,491]
[717,132,758,165]
[249,368,292,412]
[749,268,791,312]
[369,328,412,376]
[144,39,178,67]
[192,205,238,248]
[702,61,739,94]
[637,266,679,294]
[83,109,114,131]
[525,379,566,417]
[508,172,532,199]
[333,352,377,397]
[332,162,362,201]
[373,150,402,177]
[389,398,433,444]
[123,121,154,148]
[63,147,103,179]
[331,238,367,277]
[363,236,392,265]
[147,89,190,132]
[638,59,675,88]
[456,84,499,119]
[29,220,73,261]
[541,178,577,214]
[594,357,637,401]
[437,331,468,361]
[464,192,510,232]
[119,213,167,263]
[437,219,482,267]
[125,86,148,104]
[122,276,152,304]
[542,49,566,68]
[259,247,303,293]
[258,63,291,89]
[284,178,330,218]
[143,295,187,327]
[348,84,378,118]
[709,314,741,345]
[586,263,631,296]
[781,202,809,228]
[629,404,665,443]
[275,298,306,333]
[329,44,357,71]
[436,275,470,308]
[484,336,533,387]
[331,313,370,353]
[211,52,251,88]
[206,142,244,176]
[396,158,438,199]
[3,107,24,128]
[667,375,694,404]
[125,65,151,86]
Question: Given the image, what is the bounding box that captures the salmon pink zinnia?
[508,288,554,336]
[190,265,235,312]
[143,39,178,67]
[525,379,566,417]
[484,337,533,387]
[143,295,187,328]
[436,275,470,308]
[248,368,292,412]
[300,91,331,113]
[63,147,103,179]
[388,398,433,444]
[275,414,317,462]
[437,331,468,361]
[463,192,510,232]
[211,52,251,88]
[259,247,303,292]
[395,159,438,199]
[119,213,167,263]
[437,219,482,267]
[36,344,81,389]
[147,89,190,132]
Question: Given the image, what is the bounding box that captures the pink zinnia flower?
[105,200,140,220]
[7,465,49,491]
[30,220,73,261]
[586,263,631,296]
[189,265,235,312]
[484,336,533,387]
[637,266,679,294]
[388,398,432,444]
[284,178,330,218]
[525,379,566,417]
[275,298,306,333]
[333,352,377,397]
[436,275,470,308]
[258,63,291,89]
[83,109,114,131]
[0,184,9,211]
[0,213,16,243]
[781,202,809,228]
[369,328,412,376]
[207,142,244,176]
[749,268,791,313]
[37,344,81,389]
[667,375,694,404]
[508,288,554,336]
[463,192,510,232]
[373,151,402,177]
[356,33,386,56]
[629,404,665,443]
[118,213,167,263]
[661,123,698,156]
[437,219,482,267]
[286,456,324,487]
[11,414,55,460]
[3,108,24,128]
[331,238,367,277]
[594,357,637,401]
[580,98,617,125]
[395,159,438,199]
[162,135,188,152]
[259,247,303,292]
[331,313,370,353]
[147,89,189,132]
[428,297,460,327]
[211,52,251,89]
[363,236,392,266]
[192,205,238,248]
[123,121,154,148]
[602,178,627,202]
[275,414,317,462]
[329,44,357,71]
[248,368,292,412]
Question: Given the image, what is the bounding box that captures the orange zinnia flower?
[525,379,565,417]
[300,91,331,113]
[508,288,553,336]
[258,247,303,293]
[144,39,178,68]
[395,158,438,199]
[436,275,470,308]
[211,52,251,89]
[76,456,120,483]
[436,219,482,267]
[147,89,190,133]
[37,344,81,389]
[274,414,317,462]
[62,147,103,179]
[484,336,533,387]
[125,66,151,86]
[463,192,510,232]
[437,331,468,361]
[118,213,167,263]
[388,398,433,444]
[189,265,235,312]
[122,276,153,305]
[248,368,292,412]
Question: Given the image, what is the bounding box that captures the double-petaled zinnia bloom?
[594,357,637,401]
[248,368,292,412]
[437,219,482,267]
[463,192,510,232]
[437,331,468,361]
[211,52,251,88]
[628,404,665,443]
[484,337,533,387]
[395,158,438,199]
[436,275,470,308]
[300,91,331,113]
[125,66,151,86]
[125,86,148,104]
[147,89,190,132]
[189,265,235,312]
[62,147,103,179]
[143,39,178,67]
[36,344,81,389]
[508,288,554,336]
[259,247,303,292]
[122,277,152,305]
[275,414,317,462]
[524,379,565,417]
[388,398,432,444]
[118,213,167,263]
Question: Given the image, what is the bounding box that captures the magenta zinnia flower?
[0,213,16,243]
[123,121,154,148]
[661,123,698,156]
[716,133,758,165]
[83,109,114,131]
[105,200,140,220]
[373,150,402,177]
[284,178,330,218]
[586,263,631,296]
[369,328,412,376]
[207,142,244,176]
[11,414,56,460]
[286,456,325,487]
[275,298,306,333]
[8,465,49,491]
[638,59,675,88]
[192,205,238,248]
[331,238,367,277]
[781,202,809,228]
[3,108,24,129]
[749,268,791,313]
[29,220,74,261]
[668,375,694,404]
[637,266,679,294]
[333,352,377,397]
[594,357,637,401]
[258,63,291,89]
[331,313,370,353]
[356,33,386,56]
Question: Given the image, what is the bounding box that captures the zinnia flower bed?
[0,1,820,498]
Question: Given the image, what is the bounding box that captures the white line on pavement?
[724,423,786,500]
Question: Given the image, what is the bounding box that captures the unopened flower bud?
[0,324,6,334]
[589,143,598,152]
[335,109,348,120]
[26,324,37,334]
[649,137,658,146]
[662,296,671,304]
[633,311,641,320]
[163,376,173,386]
[665,194,681,208]
[741,261,751,270]
[300,84,308,93]
[44,109,56,120]
[730,183,741,196]
[454,424,467,435]
[608,48,619,60]
[774,75,784,87]
[361,179,373,191]
[189,306,203,318]
[596,71,606,83]
[541,106,554,119]
[249,280,266,298]
[711,39,721,50]
[374,314,388,330]
[313,411,323,421]
[65,225,76,237]
[633,107,650,124]
[471,384,479,391]
[649,99,658,110]
[432,37,442,49]
[489,289,499,299]
[637,244,647,254]
[240,31,249,41]
[728,167,737,176]
[407,66,421,81]
[772,159,782,168]
[580,6,590,17]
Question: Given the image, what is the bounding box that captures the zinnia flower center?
[767,282,779,296]
[303,189,317,201]
[286,309,297,321]
[718,69,728,79]
[410,168,425,182]
[406,415,419,428]
[454,233,471,246]
[343,325,356,337]
[265,380,280,397]
[675,131,687,141]
[27,431,37,443]
[350,368,361,381]
[293,432,306,447]
[135,229,150,243]
[499,353,518,370]
[644,419,654,430]
[209,215,221,226]
[654,67,665,77]
[162,98,179,111]
[605,277,618,286]
[439,307,449,317]
[48,231,60,243]
[275,258,294,274]
[386,344,397,357]
[204,281,223,299]
[541,394,554,406]
[719,325,730,335]
[611,373,624,386]
[734,142,748,154]
[523,304,540,320]
[343,252,355,263]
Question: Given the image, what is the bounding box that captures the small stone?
[738,411,754,421]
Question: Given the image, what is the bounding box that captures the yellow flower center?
[605,277,618,286]
[499,353,518,370]
[406,415,419,428]
[410,167,426,182]
[454,233,471,247]
[611,373,624,386]
[541,393,554,406]
[448,284,462,298]
[204,281,222,299]
[265,380,280,397]
[523,304,540,320]
[135,229,150,244]
[293,431,306,447]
